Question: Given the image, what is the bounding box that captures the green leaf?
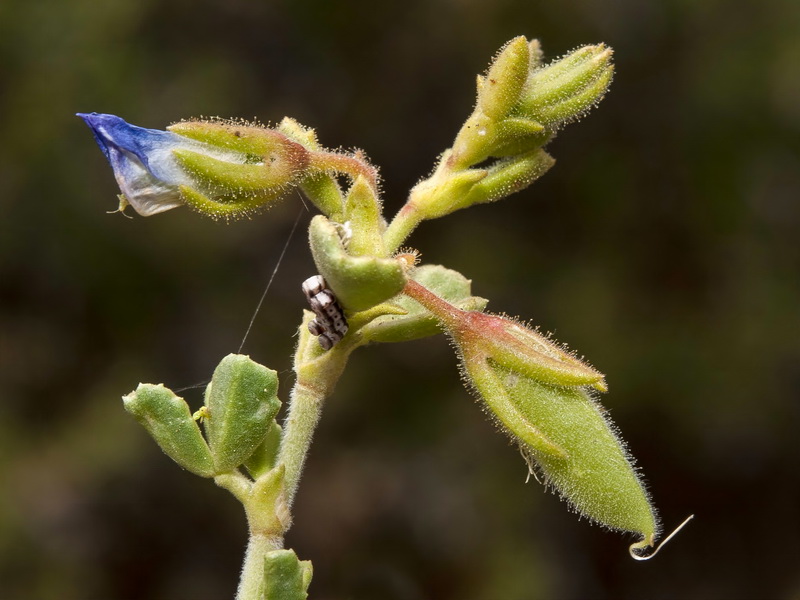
[203,354,280,473]
[263,549,312,600]
[122,384,215,478]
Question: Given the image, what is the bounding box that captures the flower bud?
[122,383,215,478]
[459,148,555,209]
[478,36,530,120]
[517,44,614,129]
[466,358,658,547]
[402,280,659,551]
[203,354,281,473]
[78,113,308,219]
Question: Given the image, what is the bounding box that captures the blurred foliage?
[1,0,799,598]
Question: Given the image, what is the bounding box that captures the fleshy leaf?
[122,384,215,478]
[203,354,280,473]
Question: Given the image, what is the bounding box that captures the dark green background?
[2,1,799,598]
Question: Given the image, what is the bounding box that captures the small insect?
[302,275,348,350]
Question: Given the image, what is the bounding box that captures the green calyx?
[518,44,614,129]
[470,361,658,545]
[478,36,530,120]
[308,215,406,312]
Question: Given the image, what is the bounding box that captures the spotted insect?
[302,275,348,350]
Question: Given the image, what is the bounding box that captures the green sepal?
[455,313,606,391]
[298,172,345,220]
[450,112,497,168]
[518,44,614,127]
[172,149,297,194]
[122,383,215,478]
[361,265,487,343]
[244,419,282,480]
[406,164,488,220]
[309,215,406,312]
[343,176,387,257]
[479,36,530,120]
[263,549,313,600]
[203,354,280,473]
[527,39,544,71]
[532,65,614,128]
[460,148,555,207]
[168,121,300,160]
[474,362,658,544]
[463,360,568,459]
[178,185,283,220]
[490,118,549,158]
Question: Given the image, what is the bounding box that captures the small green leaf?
[204,354,280,473]
[123,384,215,478]
[263,549,312,600]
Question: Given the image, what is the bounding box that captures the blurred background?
[1,0,799,598]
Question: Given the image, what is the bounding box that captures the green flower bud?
[308,215,407,312]
[518,44,614,129]
[343,175,387,257]
[402,280,659,551]
[478,36,530,120]
[360,265,487,344]
[122,384,215,478]
[467,359,658,547]
[459,148,555,208]
[203,354,281,473]
[263,549,313,600]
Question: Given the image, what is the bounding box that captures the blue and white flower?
[78,113,266,217]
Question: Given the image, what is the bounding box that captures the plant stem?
[236,532,284,600]
[279,342,353,507]
[383,202,423,254]
[278,381,326,507]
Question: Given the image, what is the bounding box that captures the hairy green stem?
[384,203,424,254]
[236,532,284,600]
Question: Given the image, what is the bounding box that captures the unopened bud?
[518,44,614,129]
[402,280,659,552]
[478,36,530,120]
